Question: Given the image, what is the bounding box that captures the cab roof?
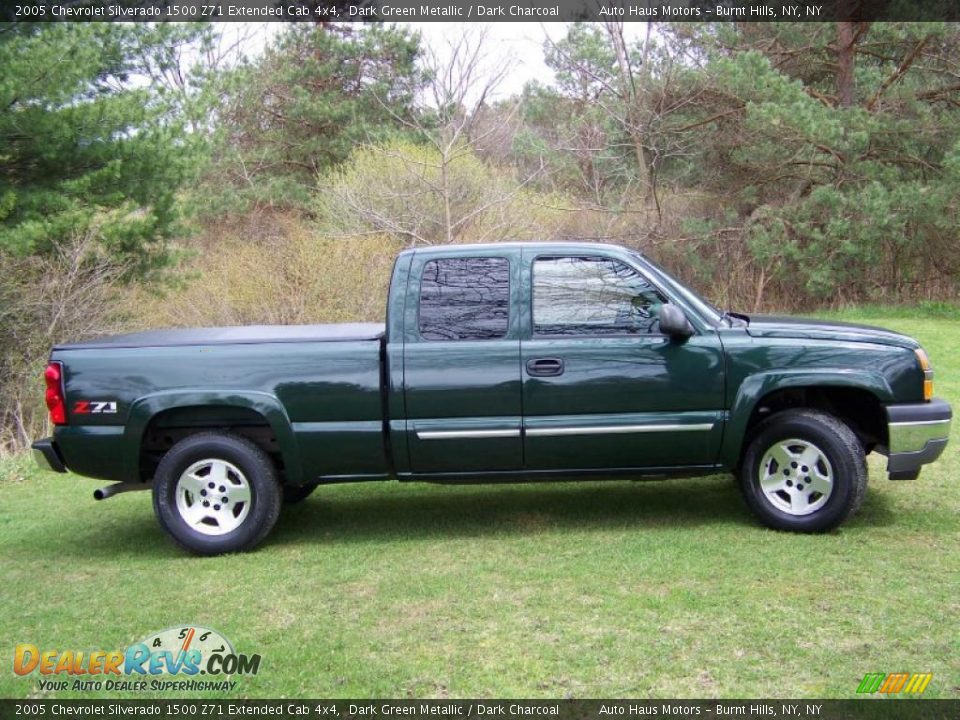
[397,241,638,258]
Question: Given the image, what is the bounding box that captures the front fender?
[123,390,302,484]
[720,370,893,469]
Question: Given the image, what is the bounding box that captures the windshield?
[627,250,724,324]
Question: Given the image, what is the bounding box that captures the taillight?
[44,362,67,425]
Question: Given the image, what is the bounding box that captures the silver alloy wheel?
[758,438,834,516]
[175,459,252,536]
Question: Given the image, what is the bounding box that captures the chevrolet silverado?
[32,243,952,554]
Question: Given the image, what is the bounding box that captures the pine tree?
[210,23,424,213]
[0,23,205,275]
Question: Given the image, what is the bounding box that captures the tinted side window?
[533,256,667,336]
[419,257,510,341]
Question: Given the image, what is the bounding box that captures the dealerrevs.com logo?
[856,672,933,695]
[13,626,260,693]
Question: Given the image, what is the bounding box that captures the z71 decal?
[73,400,118,415]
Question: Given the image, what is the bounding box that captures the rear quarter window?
[419,257,510,341]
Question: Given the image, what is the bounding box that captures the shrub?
[316,139,573,247]
[129,214,402,328]
[0,232,126,454]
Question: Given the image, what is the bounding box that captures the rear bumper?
[885,399,952,479]
[32,438,67,473]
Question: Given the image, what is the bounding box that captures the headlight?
[915,348,933,401]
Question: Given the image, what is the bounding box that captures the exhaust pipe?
[94,482,149,501]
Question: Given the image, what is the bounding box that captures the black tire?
[739,409,867,533]
[152,432,282,555]
[283,483,318,505]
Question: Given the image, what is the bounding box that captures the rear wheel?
[153,432,282,555]
[739,410,867,532]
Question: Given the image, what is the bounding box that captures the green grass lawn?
[1,311,957,699]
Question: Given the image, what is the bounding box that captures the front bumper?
[32,438,67,473]
[885,399,952,480]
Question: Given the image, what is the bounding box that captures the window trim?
[529,254,676,340]
[416,255,512,343]
[626,249,722,326]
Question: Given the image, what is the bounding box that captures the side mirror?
[659,304,695,340]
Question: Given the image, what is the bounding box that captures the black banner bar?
[1,700,958,720]
[3,0,960,22]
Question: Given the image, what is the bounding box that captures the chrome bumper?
[885,399,952,479]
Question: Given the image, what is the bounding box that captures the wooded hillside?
[1,21,958,452]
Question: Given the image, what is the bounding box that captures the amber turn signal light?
[915,349,933,401]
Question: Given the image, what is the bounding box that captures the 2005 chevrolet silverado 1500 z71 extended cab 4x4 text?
[33,243,952,554]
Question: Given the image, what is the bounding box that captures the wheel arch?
[721,371,892,469]
[124,390,302,485]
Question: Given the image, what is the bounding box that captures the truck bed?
[49,324,389,484]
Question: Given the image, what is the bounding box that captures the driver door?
[520,251,725,471]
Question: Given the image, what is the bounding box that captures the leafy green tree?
[210,23,424,213]
[0,23,205,276]
[516,24,635,203]
[517,23,705,216]
[666,22,960,305]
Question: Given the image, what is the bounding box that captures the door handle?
[526,358,564,377]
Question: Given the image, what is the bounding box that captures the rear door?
[402,251,523,475]
[520,251,725,471]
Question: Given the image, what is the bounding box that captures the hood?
[744,315,919,349]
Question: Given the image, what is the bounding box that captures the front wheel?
[153,432,282,555]
[739,410,867,533]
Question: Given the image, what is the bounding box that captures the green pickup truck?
[33,242,951,554]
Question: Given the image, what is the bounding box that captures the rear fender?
[124,390,302,484]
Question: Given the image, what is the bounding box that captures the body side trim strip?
[417,429,521,440]
[418,423,716,440]
[525,423,714,437]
